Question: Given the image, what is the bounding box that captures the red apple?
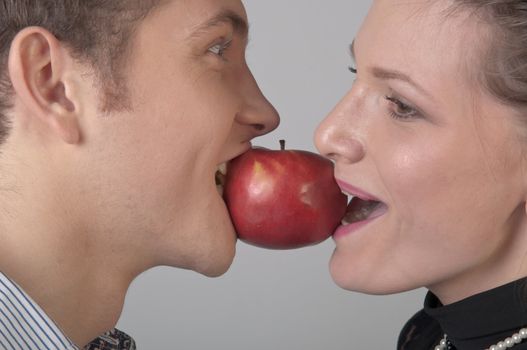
[222,140,348,249]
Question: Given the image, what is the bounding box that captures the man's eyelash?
[208,39,233,59]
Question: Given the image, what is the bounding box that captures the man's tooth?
[215,163,227,195]
[215,167,226,186]
[217,163,227,176]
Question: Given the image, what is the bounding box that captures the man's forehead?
[187,8,249,39]
[164,0,248,37]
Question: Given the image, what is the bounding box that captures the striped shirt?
[0,272,136,350]
[0,272,78,350]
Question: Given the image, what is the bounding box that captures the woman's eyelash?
[208,39,233,59]
[385,96,420,120]
[348,66,357,74]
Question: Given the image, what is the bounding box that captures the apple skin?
[223,144,348,249]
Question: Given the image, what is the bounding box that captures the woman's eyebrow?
[188,9,249,40]
[372,67,432,99]
[350,40,432,99]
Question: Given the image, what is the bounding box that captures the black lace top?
[398,278,527,350]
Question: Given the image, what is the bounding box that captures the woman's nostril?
[326,153,338,161]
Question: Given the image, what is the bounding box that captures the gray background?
[117,1,426,348]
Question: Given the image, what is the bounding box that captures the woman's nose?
[235,69,280,137]
[314,93,365,164]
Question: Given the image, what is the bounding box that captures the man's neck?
[0,226,138,347]
[0,189,145,347]
[0,139,155,347]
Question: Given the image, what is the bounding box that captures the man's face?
[77,0,279,276]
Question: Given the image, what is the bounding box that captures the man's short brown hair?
[0,0,164,143]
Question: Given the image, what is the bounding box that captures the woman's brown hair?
[452,1,527,108]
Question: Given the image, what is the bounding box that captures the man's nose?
[235,69,280,137]
[314,91,365,164]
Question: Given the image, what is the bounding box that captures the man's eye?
[208,39,233,59]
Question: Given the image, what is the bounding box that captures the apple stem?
[280,139,286,151]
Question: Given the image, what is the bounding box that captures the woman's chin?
[329,253,415,295]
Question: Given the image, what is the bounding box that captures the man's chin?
[199,195,238,277]
[194,238,237,277]
[183,188,238,277]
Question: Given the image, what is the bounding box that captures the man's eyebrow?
[189,9,249,39]
[349,40,431,98]
[349,40,356,61]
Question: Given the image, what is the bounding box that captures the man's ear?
[8,26,82,144]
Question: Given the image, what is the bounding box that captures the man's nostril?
[252,123,265,131]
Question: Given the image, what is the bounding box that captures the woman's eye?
[385,96,420,120]
[348,66,357,74]
[208,39,232,59]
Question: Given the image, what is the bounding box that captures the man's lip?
[217,142,252,167]
[216,142,253,189]
[336,179,380,202]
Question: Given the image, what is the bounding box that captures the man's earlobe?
[8,27,81,144]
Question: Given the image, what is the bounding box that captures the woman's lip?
[333,216,377,240]
[336,179,380,201]
[333,204,387,240]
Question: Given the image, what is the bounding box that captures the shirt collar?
[0,271,79,350]
[424,277,527,349]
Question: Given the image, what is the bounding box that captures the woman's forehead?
[358,0,488,90]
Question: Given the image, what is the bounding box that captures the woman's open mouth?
[337,180,388,233]
[341,197,388,225]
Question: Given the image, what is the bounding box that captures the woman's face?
[315,0,527,304]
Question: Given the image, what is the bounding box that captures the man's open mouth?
[215,163,227,196]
